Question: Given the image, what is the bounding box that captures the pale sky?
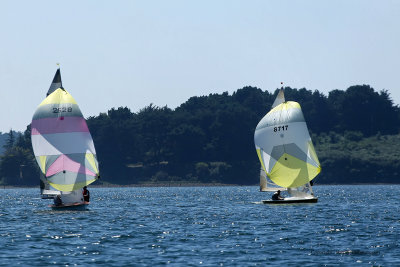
[1,0,399,132]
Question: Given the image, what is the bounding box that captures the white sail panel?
[31,132,96,156]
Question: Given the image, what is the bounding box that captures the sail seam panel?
[31,117,89,135]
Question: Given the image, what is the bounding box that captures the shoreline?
[0,182,237,189]
[1,183,400,189]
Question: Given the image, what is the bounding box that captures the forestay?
[31,88,99,192]
[254,100,320,188]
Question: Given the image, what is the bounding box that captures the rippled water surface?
[1,185,400,266]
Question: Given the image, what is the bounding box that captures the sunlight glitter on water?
[1,185,400,266]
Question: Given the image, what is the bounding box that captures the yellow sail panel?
[39,88,77,106]
[269,101,300,114]
[39,155,47,174]
[270,153,320,188]
[256,148,267,174]
[85,153,99,174]
[49,178,97,192]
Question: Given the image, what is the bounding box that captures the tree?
[3,130,15,151]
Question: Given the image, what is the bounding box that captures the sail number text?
[273,125,288,132]
[53,107,73,113]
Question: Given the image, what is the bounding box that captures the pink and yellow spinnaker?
[31,85,99,192]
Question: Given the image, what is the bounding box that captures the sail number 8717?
[273,125,288,132]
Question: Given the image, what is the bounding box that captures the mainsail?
[271,88,285,109]
[47,68,62,96]
[39,69,63,198]
[254,89,320,189]
[31,69,99,192]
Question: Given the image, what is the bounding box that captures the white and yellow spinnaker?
[31,86,100,192]
[254,100,320,188]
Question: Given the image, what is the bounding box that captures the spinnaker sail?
[254,89,321,189]
[31,69,99,193]
[259,169,286,192]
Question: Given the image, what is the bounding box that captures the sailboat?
[31,68,100,209]
[254,86,321,204]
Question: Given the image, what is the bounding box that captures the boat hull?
[49,201,89,210]
[41,195,58,199]
[262,197,318,204]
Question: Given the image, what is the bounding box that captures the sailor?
[54,195,62,206]
[272,190,284,200]
[82,186,90,202]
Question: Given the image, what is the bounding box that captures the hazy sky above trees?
[1,0,399,132]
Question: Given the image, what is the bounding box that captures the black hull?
[262,198,318,204]
[50,202,89,210]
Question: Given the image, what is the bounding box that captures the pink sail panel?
[31,117,89,135]
[46,154,96,177]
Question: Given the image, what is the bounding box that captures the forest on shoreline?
[1,84,399,186]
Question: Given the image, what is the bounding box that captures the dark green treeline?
[1,84,399,186]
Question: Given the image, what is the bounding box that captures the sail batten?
[254,90,320,189]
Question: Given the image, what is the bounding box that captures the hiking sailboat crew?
[83,186,90,202]
[272,190,284,200]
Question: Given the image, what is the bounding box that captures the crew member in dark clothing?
[272,190,284,200]
[83,186,90,202]
[54,195,62,206]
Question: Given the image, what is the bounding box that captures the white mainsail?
[40,69,62,199]
[271,88,285,109]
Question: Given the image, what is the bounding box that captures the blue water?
[1,185,400,266]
